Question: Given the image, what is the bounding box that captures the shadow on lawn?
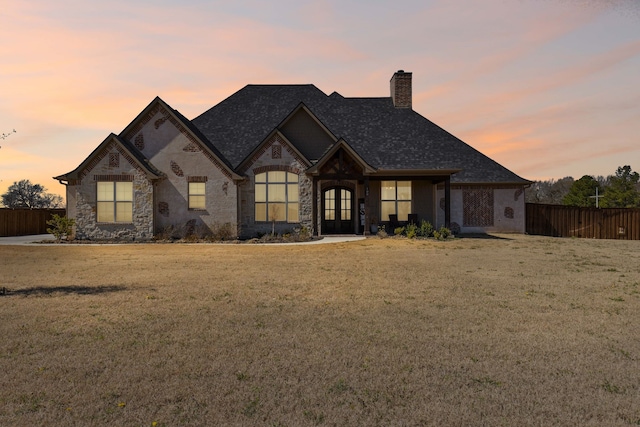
[2,285,126,296]
[455,233,513,240]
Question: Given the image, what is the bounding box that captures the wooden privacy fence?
[0,208,66,237]
[526,203,640,240]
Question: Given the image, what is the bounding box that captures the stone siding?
[72,141,154,240]
[239,134,311,238]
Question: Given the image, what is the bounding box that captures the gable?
[120,97,240,181]
[237,131,310,175]
[55,133,163,184]
[279,107,335,162]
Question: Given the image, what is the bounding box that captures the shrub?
[438,226,451,239]
[377,225,388,238]
[211,222,237,241]
[405,223,418,239]
[394,226,405,236]
[46,214,75,242]
[419,220,434,238]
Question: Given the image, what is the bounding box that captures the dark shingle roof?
[191,85,529,184]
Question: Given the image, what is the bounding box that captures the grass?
[1,235,639,426]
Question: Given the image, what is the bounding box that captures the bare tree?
[1,179,63,209]
[526,177,574,205]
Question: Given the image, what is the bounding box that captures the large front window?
[381,180,411,221]
[255,171,299,222]
[97,181,133,223]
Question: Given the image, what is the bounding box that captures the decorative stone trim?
[463,189,494,227]
[154,116,169,129]
[272,145,282,159]
[504,207,514,219]
[80,142,148,179]
[252,164,301,176]
[170,161,184,177]
[158,202,169,217]
[94,174,134,182]
[514,188,524,201]
[134,134,145,150]
[187,176,208,182]
[183,142,200,152]
[109,153,120,168]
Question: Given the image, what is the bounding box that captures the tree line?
[525,165,640,208]
[2,165,639,209]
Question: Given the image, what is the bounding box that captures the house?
[55,71,530,240]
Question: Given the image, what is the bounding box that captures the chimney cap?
[397,69,404,73]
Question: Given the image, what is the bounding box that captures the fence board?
[0,209,66,237]
[526,203,640,240]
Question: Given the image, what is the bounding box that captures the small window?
[255,171,299,222]
[381,180,412,221]
[97,181,133,223]
[189,182,206,210]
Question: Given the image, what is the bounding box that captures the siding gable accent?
[119,97,241,182]
[278,103,337,161]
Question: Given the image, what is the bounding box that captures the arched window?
[255,171,299,222]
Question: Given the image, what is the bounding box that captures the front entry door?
[322,187,354,234]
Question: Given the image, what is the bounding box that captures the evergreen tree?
[563,175,600,207]
[601,166,640,208]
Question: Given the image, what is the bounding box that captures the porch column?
[312,177,318,236]
[364,177,370,235]
[444,177,451,228]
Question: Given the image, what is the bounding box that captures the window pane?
[255,203,266,221]
[269,184,286,202]
[97,201,114,222]
[255,184,266,202]
[381,201,395,221]
[97,182,114,201]
[288,184,298,202]
[287,172,298,183]
[381,181,396,200]
[268,203,286,221]
[116,202,133,222]
[189,182,205,195]
[116,182,133,202]
[288,203,299,223]
[398,201,411,221]
[255,172,266,183]
[397,181,411,200]
[189,195,206,209]
[268,171,286,182]
[325,207,335,220]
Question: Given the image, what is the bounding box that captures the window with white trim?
[255,171,299,222]
[381,180,411,221]
[97,181,133,223]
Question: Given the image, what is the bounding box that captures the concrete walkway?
[0,234,366,246]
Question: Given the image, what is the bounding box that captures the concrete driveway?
[0,234,55,245]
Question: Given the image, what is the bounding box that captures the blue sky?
[1,0,639,199]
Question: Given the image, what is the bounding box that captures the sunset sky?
[1,0,639,200]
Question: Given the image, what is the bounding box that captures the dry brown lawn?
[1,235,639,426]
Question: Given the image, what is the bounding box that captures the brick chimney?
[390,70,412,109]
